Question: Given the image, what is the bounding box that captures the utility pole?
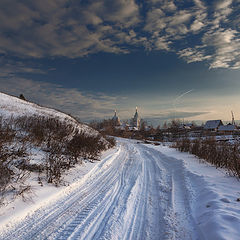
[231,111,235,125]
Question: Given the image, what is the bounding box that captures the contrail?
[175,89,194,102]
[172,89,194,119]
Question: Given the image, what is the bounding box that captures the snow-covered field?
[0,138,239,240]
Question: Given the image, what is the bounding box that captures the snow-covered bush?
[174,137,240,178]
[0,117,31,204]
[0,114,112,198]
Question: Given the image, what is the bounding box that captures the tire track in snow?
[71,144,143,240]
[0,139,205,240]
[0,146,124,240]
[38,146,128,240]
[141,145,205,240]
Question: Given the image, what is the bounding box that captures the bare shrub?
[0,113,112,203]
[0,162,13,193]
[66,131,107,163]
[15,115,75,146]
[105,136,116,148]
[190,138,200,156]
[174,137,240,178]
[45,141,66,186]
[14,185,33,202]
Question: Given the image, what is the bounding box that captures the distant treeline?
[90,118,199,141]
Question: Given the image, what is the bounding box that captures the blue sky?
[0,0,240,125]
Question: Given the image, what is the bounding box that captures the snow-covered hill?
[0,92,98,136]
[0,92,111,216]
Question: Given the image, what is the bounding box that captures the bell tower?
[132,106,141,129]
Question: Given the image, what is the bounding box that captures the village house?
[218,123,238,134]
[204,120,223,131]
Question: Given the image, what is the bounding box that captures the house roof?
[179,124,191,129]
[204,120,223,129]
[218,124,236,131]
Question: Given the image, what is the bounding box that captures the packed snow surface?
[0,138,240,240]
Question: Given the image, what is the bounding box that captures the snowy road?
[1,138,240,240]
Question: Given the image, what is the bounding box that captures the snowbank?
[147,143,240,240]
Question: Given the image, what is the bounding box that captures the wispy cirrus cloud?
[177,46,211,63]
[0,56,46,77]
[144,0,207,48]
[0,78,126,121]
[0,0,240,69]
[144,110,209,126]
[175,0,240,69]
[143,0,240,69]
[0,0,141,58]
[202,28,240,69]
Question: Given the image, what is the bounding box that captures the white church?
[112,107,141,130]
[112,110,121,126]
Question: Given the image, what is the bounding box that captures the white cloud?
[178,47,211,63]
[143,1,207,51]
[174,0,240,69]
[0,0,141,58]
[154,37,171,50]
[0,0,240,69]
[203,29,236,46]
[149,0,177,12]
[178,26,240,69]
[168,11,192,26]
[215,0,232,10]
[211,0,233,29]
[0,57,46,77]
[190,20,204,31]
[202,28,240,69]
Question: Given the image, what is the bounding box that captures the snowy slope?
[0,92,98,136]
[0,92,109,218]
[0,138,239,240]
